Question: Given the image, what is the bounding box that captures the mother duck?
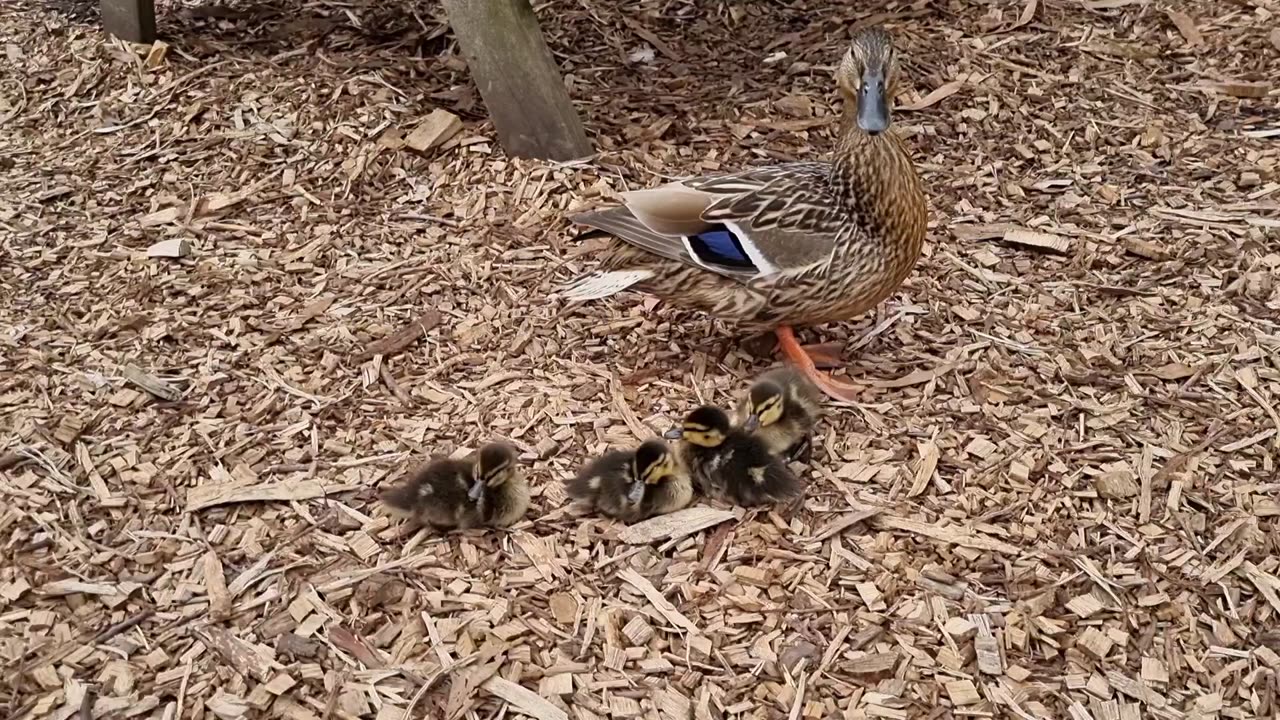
[559,25,927,403]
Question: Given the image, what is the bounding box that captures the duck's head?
[836,25,898,135]
[743,380,787,433]
[663,406,731,448]
[468,442,520,500]
[633,439,681,484]
[617,439,675,505]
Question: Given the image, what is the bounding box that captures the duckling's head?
[744,380,787,433]
[836,25,897,135]
[633,439,680,484]
[663,406,731,448]
[476,442,520,488]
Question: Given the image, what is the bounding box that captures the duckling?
[566,439,694,522]
[735,367,822,463]
[664,405,803,508]
[379,442,529,530]
[472,442,530,528]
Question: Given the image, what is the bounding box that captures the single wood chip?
[186,479,361,512]
[902,80,964,111]
[198,627,283,682]
[846,652,898,674]
[405,109,463,153]
[1002,228,1073,255]
[139,206,182,227]
[121,364,183,401]
[617,507,736,544]
[1165,10,1202,46]
[355,308,442,361]
[144,40,169,69]
[481,676,568,720]
[262,295,335,346]
[809,507,882,542]
[548,593,577,625]
[1095,471,1138,499]
[946,679,981,706]
[1122,237,1170,260]
[147,238,191,258]
[1200,80,1270,98]
[865,363,957,389]
[952,223,1020,241]
[203,550,232,620]
[907,441,939,497]
[618,568,701,635]
[206,692,249,720]
[873,515,1022,555]
[1241,562,1280,614]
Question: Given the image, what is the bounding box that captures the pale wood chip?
[618,568,701,636]
[186,479,360,512]
[482,676,569,720]
[617,506,736,544]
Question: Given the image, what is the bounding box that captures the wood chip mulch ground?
[2,1,1279,719]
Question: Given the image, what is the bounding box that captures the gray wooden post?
[440,0,592,161]
[101,0,157,43]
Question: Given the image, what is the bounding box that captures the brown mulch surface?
[3,0,1280,718]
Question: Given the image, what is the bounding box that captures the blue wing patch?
[686,226,756,271]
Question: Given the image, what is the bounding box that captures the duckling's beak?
[626,480,645,504]
[663,428,684,440]
[743,414,761,432]
[857,69,890,135]
[467,479,484,502]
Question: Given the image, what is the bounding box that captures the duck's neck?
[829,102,927,259]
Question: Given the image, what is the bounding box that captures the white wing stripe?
[720,220,777,277]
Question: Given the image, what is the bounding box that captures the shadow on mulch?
[45,0,451,59]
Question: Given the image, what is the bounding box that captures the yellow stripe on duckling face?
[751,395,785,427]
[640,454,679,484]
[680,428,725,448]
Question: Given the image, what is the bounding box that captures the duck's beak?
[467,479,484,502]
[743,414,761,433]
[857,69,890,135]
[662,428,683,440]
[626,480,645,504]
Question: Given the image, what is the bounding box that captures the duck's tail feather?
[557,269,654,301]
[572,208,696,266]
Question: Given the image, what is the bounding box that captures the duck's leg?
[774,325,862,404]
[786,435,814,465]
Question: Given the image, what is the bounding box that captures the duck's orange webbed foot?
[774,326,863,404]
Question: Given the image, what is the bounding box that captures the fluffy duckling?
[379,442,528,530]
[566,439,694,522]
[664,405,803,507]
[472,442,530,528]
[735,367,822,463]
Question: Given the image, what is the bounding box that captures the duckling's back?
[719,433,804,507]
[381,459,479,529]
[566,450,647,521]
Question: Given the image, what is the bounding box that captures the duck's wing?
[565,450,631,502]
[569,164,845,285]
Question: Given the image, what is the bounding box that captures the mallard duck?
[735,367,822,463]
[557,25,927,404]
[565,439,694,522]
[380,442,528,530]
[664,405,803,507]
